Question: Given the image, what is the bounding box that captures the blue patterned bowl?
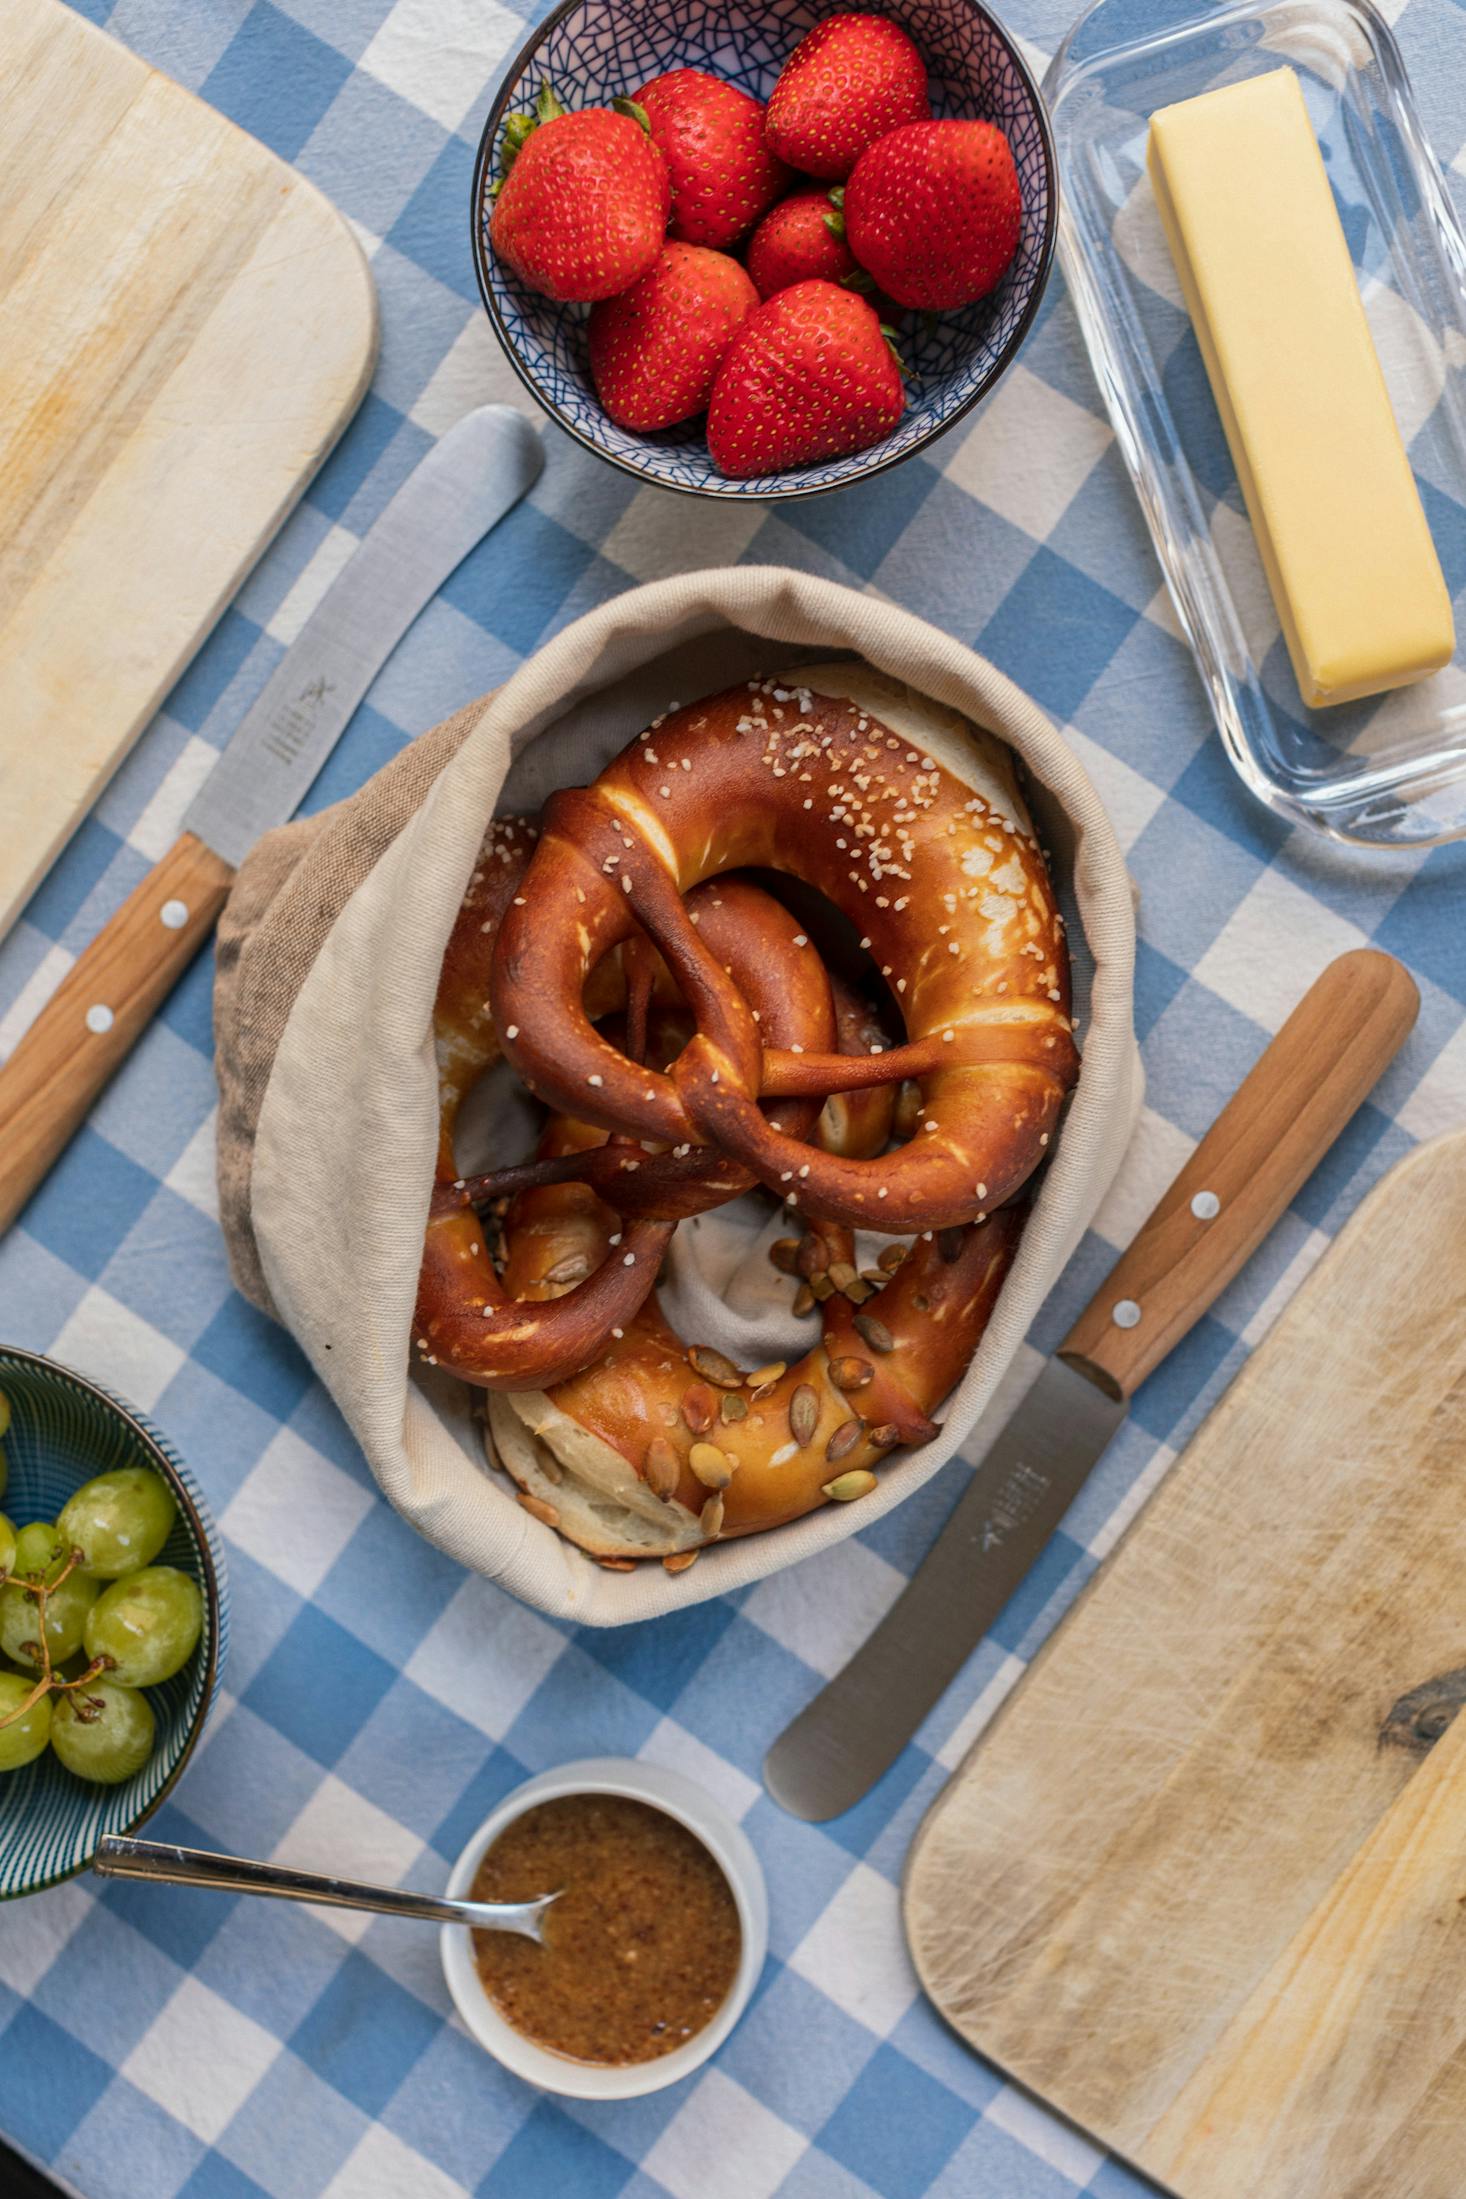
[470,0,1055,498]
[0,1349,226,1899]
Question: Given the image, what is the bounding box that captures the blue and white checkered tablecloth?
[3,0,1465,2194]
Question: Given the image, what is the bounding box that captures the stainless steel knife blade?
[0,403,543,1235]
[186,404,543,866]
[761,949,1421,1822]
[764,1359,1121,1822]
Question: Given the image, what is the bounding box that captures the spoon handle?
[93,1835,544,1936]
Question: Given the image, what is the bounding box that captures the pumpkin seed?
[842,1275,874,1304]
[700,1493,725,1539]
[796,1236,829,1280]
[542,1251,590,1286]
[789,1384,819,1447]
[748,1379,779,1403]
[867,1422,901,1448]
[663,1548,700,1574]
[854,1313,895,1354]
[822,1469,878,1503]
[791,1282,816,1317]
[860,1269,888,1287]
[689,1441,734,1489]
[769,1238,802,1275]
[643,1438,681,1502]
[517,1492,560,1528]
[809,1274,835,1302]
[747,1360,786,1388]
[597,1554,637,1571]
[826,1418,865,1462]
[688,1344,743,1390]
[877,1243,907,1274]
[680,1385,715,1435]
[938,1227,965,1264]
[828,1260,859,1292]
[719,1391,748,1424]
[829,1356,874,1392]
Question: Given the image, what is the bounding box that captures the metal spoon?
[93,1835,559,1943]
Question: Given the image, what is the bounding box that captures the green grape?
[13,1521,65,1584]
[50,1679,155,1784]
[0,1670,52,1770]
[0,1567,99,1668]
[0,1514,14,1578]
[0,1390,9,1438]
[84,1567,202,1687]
[59,1468,176,1579]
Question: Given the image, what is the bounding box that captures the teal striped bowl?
[0,1348,226,1900]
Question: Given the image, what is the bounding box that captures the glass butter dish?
[1045,0,1466,849]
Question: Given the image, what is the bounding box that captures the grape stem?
[0,1548,115,1728]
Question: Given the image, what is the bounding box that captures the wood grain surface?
[0,833,233,1234]
[1059,948,1419,1397]
[904,1128,1466,2199]
[0,0,376,944]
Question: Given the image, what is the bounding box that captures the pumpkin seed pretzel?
[488,1104,1025,1562]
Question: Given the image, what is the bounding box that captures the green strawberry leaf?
[500,109,535,167]
[823,210,846,242]
[827,186,845,212]
[498,86,564,181]
[840,269,875,294]
[612,96,653,134]
[879,325,909,379]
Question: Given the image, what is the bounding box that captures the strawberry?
[765,15,930,182]
[635,70,790,249]
[490,85,670,303]
[746,189,858,298]
[589,242,759,432]
[845,119,1021,310]
[707,279,904,477]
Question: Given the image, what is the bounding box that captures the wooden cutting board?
[0,0,376,943]
[905,1128,1466,2199]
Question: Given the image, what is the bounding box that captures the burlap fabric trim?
[213,567,1141,1624]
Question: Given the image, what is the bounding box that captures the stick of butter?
[1148,67,1453,710]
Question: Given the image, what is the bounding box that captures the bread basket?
[213,567,1141,1622]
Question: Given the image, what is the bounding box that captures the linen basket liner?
[213,566,1141,1624]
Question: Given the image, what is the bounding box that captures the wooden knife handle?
[1059,949,1419,1400]
[0,833,234,1234]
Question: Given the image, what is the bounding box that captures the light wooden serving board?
[0,0,377,943]
[905,1128,1466,2199]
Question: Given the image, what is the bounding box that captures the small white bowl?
[441,1756,767,2097]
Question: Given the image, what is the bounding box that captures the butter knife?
[763,948,1419,1821]
[0,404,542,1234]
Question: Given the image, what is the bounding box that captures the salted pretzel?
[487,1109,1024,1562]
[490,664,1078,1235]
[461,954,898,1214]
[417,824,848,1389]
